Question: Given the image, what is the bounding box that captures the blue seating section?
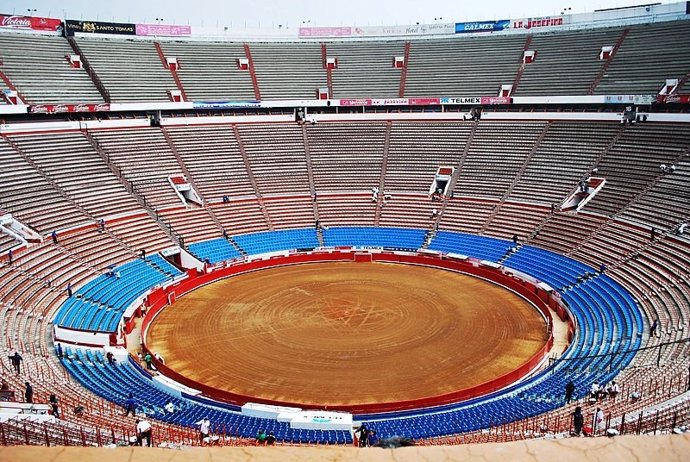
[503,245,593,289]
[188,238,242,264]
[428,231,514,262]
[53,259,172,333]
[233,228,319,255]
[58,228,643,443]
[147,254,183,277]
[61,349,352,445]
[323,227,425,250]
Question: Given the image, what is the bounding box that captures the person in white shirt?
[593,407,605,435]
[606,381,620,399]
[199,418,211,444]
[590,382,602,401]
[164,401,175,414]
[136,419,152,447]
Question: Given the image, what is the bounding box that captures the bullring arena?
[1,1,690,460]
[146,262,549,408]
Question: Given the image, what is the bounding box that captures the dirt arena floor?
[146,262,548,407]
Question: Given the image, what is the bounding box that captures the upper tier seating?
[158,41,255,101]
[249,42,326,100]
[595,20,690,95]
[405,35,524,96]
[515,27,623,96]
[328,41,404,98]
[0,34,101,104]
[75,37,176,102]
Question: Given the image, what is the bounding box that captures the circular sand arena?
[146,262,548,408]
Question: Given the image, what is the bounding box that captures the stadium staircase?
[321,43,333,97]
[510,34,533,94]
[161,129,202,198]
[242,44,261,100]
[66,36,111,103]
[481,122,551,233]
[154,41,188,101]
[301,124,321,228]
[588,27,630,95]
[232,124,274,230]
[83,131,183,246]
[568,146,690,259]
[374,121,392,226]
[0,69,26,104]
[435,121,479,223]
[398,41,411,97]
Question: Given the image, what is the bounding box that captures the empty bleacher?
[405,35,524,97]
[158,41,255,101]
[233,228,319,255]
[594,20,690,95]
[308,122,385,193]
[515,27,623,96]
[75,37,176,102]
[249,42,326,100]
[328,41,404,98]
[9,133,141,219]
[90,128,185,208]
[164,125,255,201]
[0,34,101,104]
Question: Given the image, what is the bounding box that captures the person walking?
[49,394,60,419]
[565,380,576,404]
[199,418,211,444]
[144,352,153,370]
[136,419,152,447]
[650,318,659,337]
[9,352,23,375]
[572,406,584,436]
[124,393,136,416]
[24,382,33,403]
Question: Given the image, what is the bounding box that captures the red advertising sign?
[30,104,111,114]
[657,95,690,104]
[512,16,567,30]
[0,14,63,32]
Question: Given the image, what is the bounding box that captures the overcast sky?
[3,0,680,27]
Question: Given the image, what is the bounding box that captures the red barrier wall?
[140,250,571,414]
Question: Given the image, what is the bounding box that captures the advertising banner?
[65,19,135,36]
[351,23,455,37]
[299,26,351,38]
[30,103,111,114]
[440,97,512,105]
[511,15,570,30]
[192,101,261,109]
[135,23,192,36]
[299,23,455,38]
[455,20,510,34]
[0,14,62,32]
[657,95,690,104]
